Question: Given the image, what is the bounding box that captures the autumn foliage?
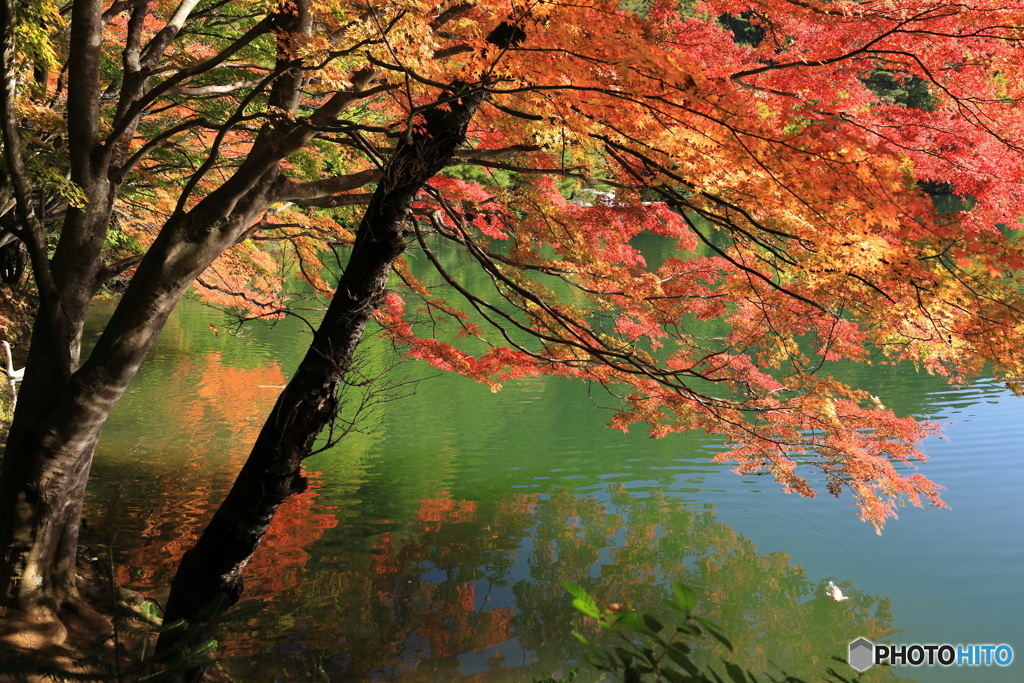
[217,0,1024,531]
[8,0,1024,550]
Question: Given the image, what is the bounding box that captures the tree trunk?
[0,0,312,617]
[158,83,485,656]
[0,0,121,610]
[0,169,281,609]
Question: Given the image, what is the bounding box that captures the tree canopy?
[3,0,1024,648]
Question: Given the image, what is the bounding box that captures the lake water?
[81,289,1023,682]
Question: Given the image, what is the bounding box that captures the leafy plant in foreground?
[546,581,865,683]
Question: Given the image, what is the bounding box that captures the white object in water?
[2,340,24,381]
[827,580,851,602]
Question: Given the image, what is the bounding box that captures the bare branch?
[291,193,376,208]
[121,1,147,73]
[196,275,278,311]
[431,3,474,30]
[140,0,203,70]
[173,69,282,215]
[113,117,209,181]
[101,0,147,25]
[105,14,274,153]
[94,254,145,285]
[308,77,398,126]
[463,158,638,189]
[433,45,473,60]
[274,169,382,202]
[486,99,545,121]
[453,144,542,160]
[164,79,264,96]
[67,0,103,179]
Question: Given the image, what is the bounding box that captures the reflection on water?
[83,298,1022,681]
[215,488,903,682]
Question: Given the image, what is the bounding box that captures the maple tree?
[2,0,1024,663]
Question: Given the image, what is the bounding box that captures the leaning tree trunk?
[158,83,485,655]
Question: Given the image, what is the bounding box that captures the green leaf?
[664,598,687,612]
[571,598,600,618]
[572,631,603,659]
[616,611,655,634]
[643,614,665,633]
[666,647,700,676]
[615,647,635,666]
[672,582,697,613]
[677,623,702,636]
[563,581,590,602]
[140,600,159,622]
[564,582,600,618]
[724,660,749,683]
[190,638,219,657]
[694,616,734,652]
[158,618,190,635]
[664,668,686,683]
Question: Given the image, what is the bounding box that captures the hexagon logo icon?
[849,637,875,672]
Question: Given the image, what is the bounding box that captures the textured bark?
[0,0,113,609]
[0,2,311,612]
[158,84,486,653]
[0,169,281,608]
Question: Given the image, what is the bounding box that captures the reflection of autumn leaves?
[229,484,903,682]
[416,495,478,528]
[183,351,287,451]
[366,498,515,668]
[90,351,908,680]
[525,487,898,679]
[110,352,334,607]
[244,478,338,595]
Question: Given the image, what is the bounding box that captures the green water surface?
[81,285,1022,682]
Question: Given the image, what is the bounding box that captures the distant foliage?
[862,71,938,111]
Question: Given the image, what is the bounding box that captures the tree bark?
[0,0,114,610]
[0,169,281,607]
[0,2,307,612]
[158,83,486,655]
[0,109,310,613]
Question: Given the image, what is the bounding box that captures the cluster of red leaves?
[82,0,1024,530]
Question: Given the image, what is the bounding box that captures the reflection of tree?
[217,485,905,682]
[239,478,338,596]
[85,337,907,681]
[85,351,342,604]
